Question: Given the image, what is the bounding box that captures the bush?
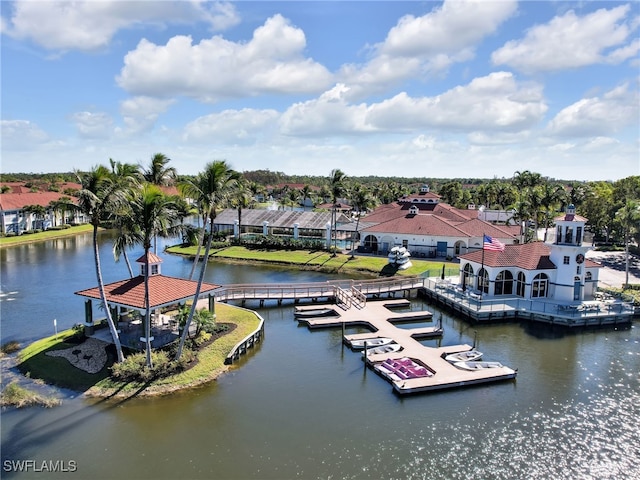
[1,341,21,354]
[110,350,187,382]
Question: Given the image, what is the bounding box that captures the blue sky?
[1,1,639,181]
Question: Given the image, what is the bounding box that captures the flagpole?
[480,234,485,298]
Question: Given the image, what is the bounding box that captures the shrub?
[110,350,186,382]
[1,341,21,355]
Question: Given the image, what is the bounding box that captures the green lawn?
[15,303,262,397]
[0,224,94,248]
[166,244,459,278]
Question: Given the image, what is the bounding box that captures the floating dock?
[295,299,517,395]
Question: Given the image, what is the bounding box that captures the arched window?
[516,272,526,297]
[532,273,549,298]
[477,268,489,294]
[463,263,474,289]
[585,272,592,281]
[362,235,378,252]
[495,270,514,295]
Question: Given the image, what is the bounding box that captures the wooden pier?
[295,298,517,395]
[214,277,425,307]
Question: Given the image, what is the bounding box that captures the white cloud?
[279,84,371,136]
[339,0,517,97]
[2,0,240,52]
[116,14,333,101]
[366,72,547,132]
[1,119,50,149]
[546,83,639,137]
[70,111,113,139]
[492,4,638,73]
[280,72,546,137]
[118,96,175,134]
[183,108,279,144]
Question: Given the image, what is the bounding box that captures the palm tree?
[22,204,46,230]
[142,153,177,186]
[540,183,567,241]
[349,184,376,256]
[329,169,347,254]
[287,188,300,211]
[615,199,640,287]
[175,161,240,361]
[230,180,254,240]
[110,160,143,278]
[76,165,126,363]
[127,183,178,367]
[300,185,312,211]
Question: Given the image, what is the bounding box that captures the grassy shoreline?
[13,303,261,401]
[166,244,459,278]
[0,224,94,248]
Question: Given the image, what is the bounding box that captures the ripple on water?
[312,369,640,480]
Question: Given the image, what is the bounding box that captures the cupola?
[136,252,163,277]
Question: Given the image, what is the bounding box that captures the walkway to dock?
[295,299,517,395]
[214,277,425,307]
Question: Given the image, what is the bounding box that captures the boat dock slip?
[295,299,517,395]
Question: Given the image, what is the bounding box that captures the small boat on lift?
[361,343,402,356]
[453,361,503,371]
[349,337,394,350]
[444,350,483,363]
[294,308,338,318]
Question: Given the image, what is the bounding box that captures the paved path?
[586,250,640,287]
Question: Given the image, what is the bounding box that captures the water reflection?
[0,236,638,479]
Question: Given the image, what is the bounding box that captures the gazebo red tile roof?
[75,275,220,310]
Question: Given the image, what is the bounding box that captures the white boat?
[388,246,411,266]
[361,343,402,356]
[444,350,483,363]
[453,361,503,371]
[349,337,394,350]
[294,308,338,318]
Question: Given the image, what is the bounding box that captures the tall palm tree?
[540,183,567,241]
[127,183,178,367]
[110,160,143,278]
[175,161,240,361]
[349,183,376,257]
[615,199,640,287]
[76,165,126,363]
[329,169,347,254]
[230,180,254,240]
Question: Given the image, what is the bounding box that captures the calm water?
[1,233,639,479]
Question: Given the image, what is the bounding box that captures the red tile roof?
[0,191,79,211]
[136,252,164,264]
[75,275,220,310]
[459,242,556,270]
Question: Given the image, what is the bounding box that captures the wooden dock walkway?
[214,277,425,306]
[295,298,517,395]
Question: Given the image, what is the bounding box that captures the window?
[463,263,474,289]
[516,272,526,297]
[565,227,573,244]
[563,256,570,265]
[576,266,581,274]
[532,273,548,298]
[495,270,513,295]
[586,272,592,281]
[477,268,489,294]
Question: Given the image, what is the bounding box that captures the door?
[573,280,581,301]
[437,241,447,257]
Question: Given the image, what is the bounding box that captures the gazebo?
[75,252,220,350]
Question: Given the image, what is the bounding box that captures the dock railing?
[424,278,634,320]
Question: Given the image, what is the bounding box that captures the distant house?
[0,182,84,234]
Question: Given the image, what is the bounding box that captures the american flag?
[483,234,505,251]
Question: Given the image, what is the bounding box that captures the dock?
[295,299,517,395]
